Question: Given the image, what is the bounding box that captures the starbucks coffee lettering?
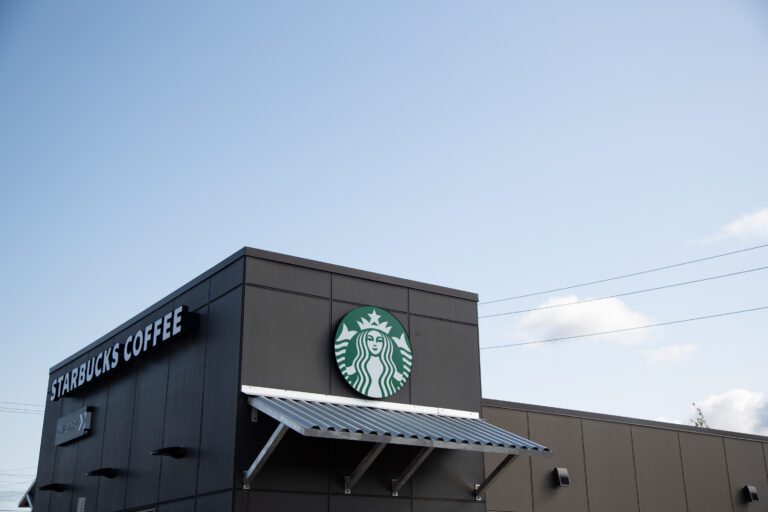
[49,305,197,401]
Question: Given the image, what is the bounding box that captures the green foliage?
[690,402,710,428]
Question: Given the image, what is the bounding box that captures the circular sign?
[334,306,413,399]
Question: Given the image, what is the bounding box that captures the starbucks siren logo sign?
[334,306,412,399]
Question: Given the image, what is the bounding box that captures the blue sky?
[1,0,768,507]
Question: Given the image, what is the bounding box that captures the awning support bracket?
[391,446,433,496]
[474,454,518,501]
[243,422,289,490]
[344,442,386,494]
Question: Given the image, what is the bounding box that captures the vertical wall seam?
[67,395,85,512]
[581,418,592,512]
[629,426,641,512]
[231,259,247,512]
[156,336,173,506]
[407,286,413,507]
[92,380,112,512]
[406,287,411,405]
[762,442,768,483]
[192,284,213,505]
[722,437,735,512]
[121,360,140,510]
[328,272,334,507]
[677,431,691,512]
[328,272,333,396]
[527,412,534,512]
[41,384,62,512]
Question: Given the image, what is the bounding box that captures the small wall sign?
[55,406,92,446]
[334,307,413,399]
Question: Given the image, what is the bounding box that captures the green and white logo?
[334,306,413,399]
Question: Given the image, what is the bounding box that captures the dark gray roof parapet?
[243,247,478,301]
[50,247,477,373]
[483,398,768,443]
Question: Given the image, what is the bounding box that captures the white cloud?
[654,416,684,425]
[642,343,699,363]
[513,295,652,345]
[696,208,768,244]
[697,389,768,435]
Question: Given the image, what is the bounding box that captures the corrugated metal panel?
[248,396,550,456]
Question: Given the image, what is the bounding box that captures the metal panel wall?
[329,494,410,512]
[483,402,768,512]
[582,420,639,512]
[239,255,483,507]
[529,412,589,512]
[631,426,687,512]
[34,256,245,512]
[158,305,208,502]
[409,316,481,412]
[49,381,85,511]
[196,287,243,496]
[679,431,733,512]
[96,331,138,512]
[124,306,174,509]
[241,287,331,394]
[236,489,328,512]
[724,438,768,512]
[67,382,109,512]
[32,376,62,512]
[482,407,532,512]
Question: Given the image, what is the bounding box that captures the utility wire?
[480,305,768,349]
[0,409,42,416]
[0,401,41,408]
[480,265,768,318]
[0,406,41,413]
[480,242,768,305]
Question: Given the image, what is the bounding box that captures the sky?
[1,0,768,507]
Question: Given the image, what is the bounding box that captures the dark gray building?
[23,248,768,512]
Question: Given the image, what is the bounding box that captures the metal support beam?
[344,443,386,494]
[391,446,433,496]
[243,423,289,489]
[474,454,518,501]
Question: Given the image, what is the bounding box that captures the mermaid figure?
[335,308,412,398]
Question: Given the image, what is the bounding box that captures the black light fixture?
[553,467,571,487]
[85,467,118,478]
[743,485,760,503]
[38,483,67,492]
[150,446,187,459]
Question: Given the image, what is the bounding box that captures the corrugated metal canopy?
[246,393,550,456]
[17,478,34,508]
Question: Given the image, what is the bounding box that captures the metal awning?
[18,478,35,509]
[241,386,550,500]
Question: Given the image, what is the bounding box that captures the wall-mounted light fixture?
[38,483,67,492]
[150,446,187,459]
[553,467,571,487]
[85,468,117,478]
[743,485,760,503]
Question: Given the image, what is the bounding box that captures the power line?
[0,406,41,412]
[480,242,768,305]
[0,409,42,416]
[480,305,768,350]
[480,265,768,318]
[0,401,41,408]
